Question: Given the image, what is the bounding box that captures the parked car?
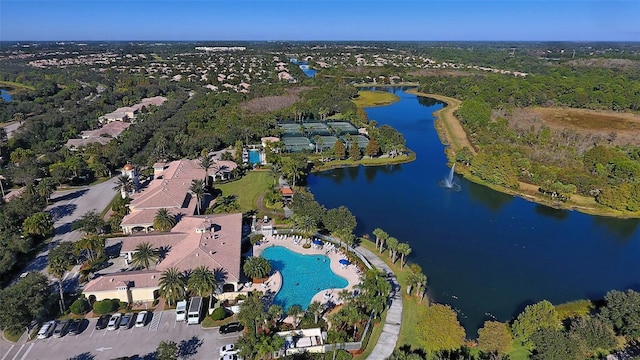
[67,319,80,335]
[219,322,243,334]
[219,343,237,356]
[37,321,57,339]
[53,320,70,338]
[95,314,111,330]
[119,313,133,329]
[107,313,121,331]
[135,311,148,328]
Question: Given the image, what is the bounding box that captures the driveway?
[0,311,241,360]
[22,177,119,276]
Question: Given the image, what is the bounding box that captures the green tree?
[22,212,54,239]
[156,340,179,360]
[307,301,322,324]
[199,155,212,186]
[35,177,56,202]
[292,214,317,238]
[74,233,106,263]
[512,300,559,344]
[397,242,412,269]
[158,267,186,307]
[153,208,176,232]
[323,206,357,234]
[0,273,51,333]
[416,304,466,354]
[73,210,105,235]
[599,289,640,338]
[243,256,272,280]
[131,242,159,270]
[569,317,617,353]
[281,155,307,190]
[477,321,512,355]
[530,328,581,360]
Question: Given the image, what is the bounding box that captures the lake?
[307,87,640,335]
[0,89,12,102]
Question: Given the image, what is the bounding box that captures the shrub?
[211,307,227,321]
[70,297,91,315]
[250,234,264,245]
[93,299,120,314]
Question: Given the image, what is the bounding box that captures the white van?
[187,297,203,325]
[176,301,187,322]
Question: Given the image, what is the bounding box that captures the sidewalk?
[355,246,402,360]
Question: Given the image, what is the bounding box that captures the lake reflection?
[307,88,640,334]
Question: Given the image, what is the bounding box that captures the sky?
[1,0,639,42]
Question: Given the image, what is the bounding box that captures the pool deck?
[252,234,362,308]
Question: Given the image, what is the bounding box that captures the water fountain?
[440,163,460,191]
[444,163,456,188]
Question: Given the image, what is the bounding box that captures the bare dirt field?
[507,107,640,146]
[239,86,312,114]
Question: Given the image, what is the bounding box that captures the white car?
[37,320,56,339]
[219,343,237,356]
[107,313,121,330]
[135,311,148,328]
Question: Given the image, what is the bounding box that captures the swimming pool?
[262,246,348,310]
[248,149,260,164]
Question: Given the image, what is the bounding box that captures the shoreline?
[406,89,640,219]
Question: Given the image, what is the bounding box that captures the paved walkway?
[355,246,402,360]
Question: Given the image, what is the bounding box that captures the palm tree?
[378,231,389,254]
[281,157,305,190]
[199,155,212,186]
[292,214,316,238]
[158,267,186,307]
[406,272,420,296]
[269,163,282,186]
[35,177,56,203]
[386,236,399,263]
[189,179,206,215]
[287,304,303,329]
[372,228,388,253]
[307,301,322,324]
[414,272,428,303]
[153,208,175,232]
[48,254,71,311]
[113,174,134,198]
[74,233,106,263]
[131,242,159,270]
[267,304,284,327]
[73,210,105,235]
[243,256,271,280]
[397,242,412,269]
[187,266,218,308]
[22,212,54,239]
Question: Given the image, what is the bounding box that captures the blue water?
[262,246,348,310]
[0,89,11,102]
[307,87,640,334]
[290,60,317,78]
[248,149,261,165]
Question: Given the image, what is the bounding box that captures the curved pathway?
[355,245,402,360]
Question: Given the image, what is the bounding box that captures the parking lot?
[1,310,241,360]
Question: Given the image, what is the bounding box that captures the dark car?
[219,322,244,334]
[53,320,70,338]
[95,314,111,330]
[67,319,80,335]
[119,313,133,329]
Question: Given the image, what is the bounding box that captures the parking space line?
[19,344,33,360]
[1,345,14,360]
[10,344,24,360]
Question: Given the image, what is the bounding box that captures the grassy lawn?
[311,153,415,172]
[352,90,400,108]
[3,328,23,342]
[354,309,388,359]
[0,80,35,91]
[216,171,273,212]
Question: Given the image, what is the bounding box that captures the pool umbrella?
[313,239,323,245]
[339,259,350,265]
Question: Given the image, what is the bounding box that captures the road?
[1,121,22,139]
[23,177,119,276]
[0,311,240,360]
